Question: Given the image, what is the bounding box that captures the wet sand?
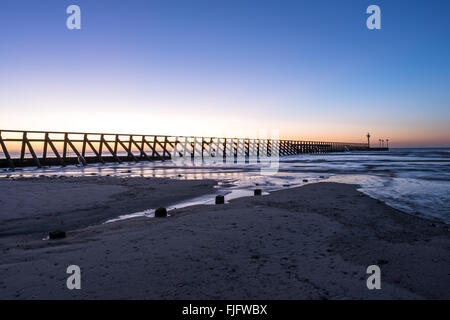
[0,178,449,299]
[0,176,217,238]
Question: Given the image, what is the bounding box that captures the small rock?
[215,195,225,204]
[154,207,167,217]
[377,259,389,265]
[303,179,308,183]
[48,230,66,240]
[254,189,262,196]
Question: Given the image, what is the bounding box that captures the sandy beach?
[0,176,448,299]
[0,176,216,238]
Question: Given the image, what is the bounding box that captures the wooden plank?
[166,139,175,149]
[131,138,151,161]
[145,137,162,160]
[86,140,105,164]
[24,137,41,168]
[153,136,168,159]
[47,136,65,166]
[117,138,138,162]
[66,138,87,166]
[102,136,122,163]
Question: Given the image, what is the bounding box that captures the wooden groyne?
[0,130,385,169]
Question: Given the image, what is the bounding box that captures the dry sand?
[0,177,448,299]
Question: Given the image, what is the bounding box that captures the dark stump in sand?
[215,195,225,204]
[303,179,309,182]
[155,207,167,218]
[49,230,66,239]
[254,189,262,196]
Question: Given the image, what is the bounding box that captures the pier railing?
[0,129,374,169]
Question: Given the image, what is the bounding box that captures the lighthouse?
[366,132,371,148]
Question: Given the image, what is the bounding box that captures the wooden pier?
[0,130,385,169]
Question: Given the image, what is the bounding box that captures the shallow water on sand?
[1,148,449,223]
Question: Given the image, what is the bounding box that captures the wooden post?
[128,135,133,156]
[143,137,161,160]
[152,136,158,158]
[63,133,69,160]
[140,136,145,158]
[245,138,249,158]
[114,135,119,155]
[163,136,168,160]
[99,134,104,156]
[0,132,14,169]
[223,138,227,161]
[82,134,87,157]
[43,133,49,163]
[20,132,27,163]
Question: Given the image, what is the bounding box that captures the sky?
[0,0,449,147]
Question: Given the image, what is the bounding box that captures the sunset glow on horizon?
[1,0,449,148]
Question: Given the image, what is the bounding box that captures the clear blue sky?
[1,0,449,146]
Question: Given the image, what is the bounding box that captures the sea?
[1,148,449,223]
